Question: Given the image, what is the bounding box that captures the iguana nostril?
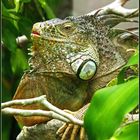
[71,59,97,80]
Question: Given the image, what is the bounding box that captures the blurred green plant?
[84,51,139,140]
[2,0,64,139]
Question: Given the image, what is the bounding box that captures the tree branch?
[87,0,139,17]
[1,95,83,126]
[2,107,70,122]
[1,95,46,109]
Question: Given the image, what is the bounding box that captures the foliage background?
[2,0,72,139]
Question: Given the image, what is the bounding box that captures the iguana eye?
[71,59,97,80]
[64,23,72,30]
[57,22,76,36]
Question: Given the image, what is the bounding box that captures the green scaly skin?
[13,15,132,126]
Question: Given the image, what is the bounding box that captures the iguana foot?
[56,110,86,140]
[57,123,85,140]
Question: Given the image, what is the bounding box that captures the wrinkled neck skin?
[27,16,133,109]
[28,38,92,110]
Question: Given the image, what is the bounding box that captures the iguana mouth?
[31,30,65,42]
[31,33,65,43]
[32,31,40,36]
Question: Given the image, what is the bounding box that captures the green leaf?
[14,0,21,12]
[2,27,18,52]
[2,0,15,9]
[84,78,138,140]
[10,48,29,73]
[125,51,138,67]
[117,51,138,84]
[111,121,138,140]
[14,0,31,13]
[19,0,31,3]
[18,17,32,37]
[38,0,56,19]
[2,2,10,17]
[33,0,46,20]
[2,2,19,27]
[106,78,117,87]
[2,4,19,52]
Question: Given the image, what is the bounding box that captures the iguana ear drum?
[71,59,97,80]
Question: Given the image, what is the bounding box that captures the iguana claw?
[57,123,86,140]
[56,109,86,140]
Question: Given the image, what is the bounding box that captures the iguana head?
[30,16,125,80]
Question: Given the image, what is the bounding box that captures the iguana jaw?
[31,34,90,49]
[31,33,71,43]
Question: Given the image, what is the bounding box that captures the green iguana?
[13,13,137,140]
